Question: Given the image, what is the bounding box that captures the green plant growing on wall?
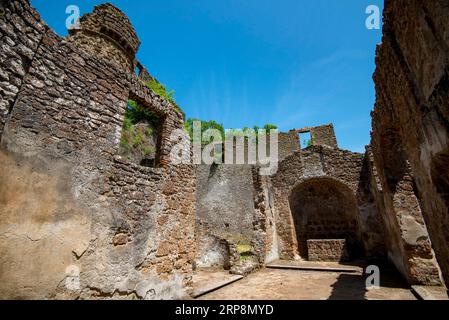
[263,124,278,132]
[237,244,253,263]
[184,118,226,144]
[125,100,159,126]
[120,137,131,152]
[226,124,279,144]
[146,79,175,104]
[143,146,155,157]
[145,78,184,115]
[182,120,279,149]
[145,127,153,136]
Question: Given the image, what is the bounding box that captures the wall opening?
[299,131,312,149]
[289,178,362,259]
[119,99,162,167]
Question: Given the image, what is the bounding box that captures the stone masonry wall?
[69,32,133,74]
[0,0,46,135]
[278,131,300,160]
[0,1,196,299]
[194,163,275,276]
[310,124,338,149]
[195,164,270,271]
[68,3,141,73]
[307,239,349,262]
[371,0,448,286]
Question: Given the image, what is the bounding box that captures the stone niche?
[289,177,362,259]
[307,239,349,262]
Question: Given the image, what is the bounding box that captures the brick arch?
[288,177,362,260]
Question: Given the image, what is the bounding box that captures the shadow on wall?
[355,152,386,258]
[377,127,442,285]
[431,148,449,213]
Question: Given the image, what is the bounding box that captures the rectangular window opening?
[299,131,312,149]
[118,98,162,168]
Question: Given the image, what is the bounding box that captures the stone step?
[411,285,449,300]
[266,262,362,273]
[192,273,244,298]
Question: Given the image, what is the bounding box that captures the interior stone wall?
[370,124,441,285]
[195,164,266,270]
[0,0,196,300]
[252,167,279,264]
[194,163,277,277]
[371,0,449,286]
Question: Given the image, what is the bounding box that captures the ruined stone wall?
[278,131,300,160]
[4,0,448,298]
[310,124,338,149]
[371,0,449,286]
[271,146,385,260]
[194,163,276,274]
[296,124,338,149]
[0,0,46,135]
[0,1,196,299]
[69,32,133,74]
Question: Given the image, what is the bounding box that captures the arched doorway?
[289,178,362,260]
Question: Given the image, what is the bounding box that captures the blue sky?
[31,0,383,152]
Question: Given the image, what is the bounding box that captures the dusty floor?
[197,266,417,300]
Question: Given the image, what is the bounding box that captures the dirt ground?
[197,267,417,300]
